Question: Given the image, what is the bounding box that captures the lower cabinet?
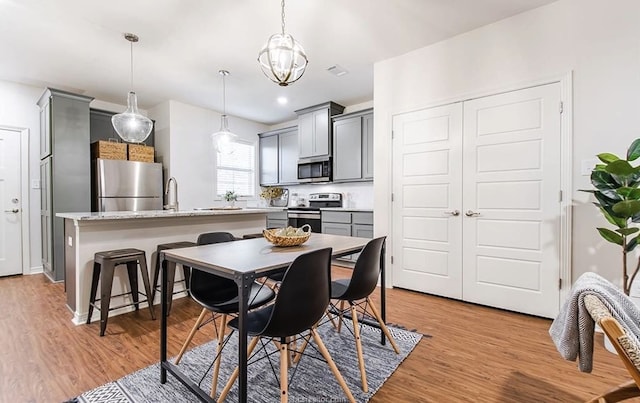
[266,210,288,229]
[321,210,373,261]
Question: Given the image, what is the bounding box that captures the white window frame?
[214,138,257,199]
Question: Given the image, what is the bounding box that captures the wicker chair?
[584,294,640,402]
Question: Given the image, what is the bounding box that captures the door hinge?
[559,190,563,202]
[559,278,562,289]
[391,130,395,139]
[391,193,394,202]
[390,256,394,264]
[559,101,564,114]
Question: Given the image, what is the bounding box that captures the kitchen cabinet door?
[296,102,344,159]
[333,116,362,181]
[297,112,314,158]
[259,133,278,185]
[362,113,374,179]
[321,222,351,237]
[278,128,298,184]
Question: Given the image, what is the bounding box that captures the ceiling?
[0,0,557,125]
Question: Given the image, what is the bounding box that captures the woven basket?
[128,144,155,162]
[263,225,311,247]
[91,140,127,160]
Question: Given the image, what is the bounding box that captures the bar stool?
[150,241,197,314]
[87,248,156,336]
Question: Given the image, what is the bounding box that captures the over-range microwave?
[297,157,332,183]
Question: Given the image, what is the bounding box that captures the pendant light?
[111,33,153,143]
[212,70,238,155]
[257,0,308,86]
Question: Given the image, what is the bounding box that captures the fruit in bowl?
[263,224,311,246]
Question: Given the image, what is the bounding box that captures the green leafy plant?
[582,138,640,295]
[223,190,238,202]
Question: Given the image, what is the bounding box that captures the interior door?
[0,128,23,276]
[392,103,463,299]
[462,83,561,318]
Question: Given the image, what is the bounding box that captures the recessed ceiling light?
[277,96,288,105]
[327,64,349,77]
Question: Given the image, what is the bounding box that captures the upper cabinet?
[332,108,374,182]
[258,126,298,186]
[295,102,345,159]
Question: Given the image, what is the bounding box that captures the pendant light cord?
[281,0,286,35]
[130,39,134,91]
[222,73,226,115]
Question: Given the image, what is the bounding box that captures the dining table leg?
[235,272,254,403]
[380,240,386,345]
[160,251,167,383]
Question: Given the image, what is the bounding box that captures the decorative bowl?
[263,224,311,247]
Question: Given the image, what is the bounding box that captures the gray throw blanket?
[549,272,640,372]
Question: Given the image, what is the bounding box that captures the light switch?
[581,159,600,176]
[31,180,40,189]
[67,236,73,247]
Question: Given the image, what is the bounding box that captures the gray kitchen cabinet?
[259,132,279,185]
[332,109,374,182]
[258,126,298,186]
[266,210,288,229]
[321,210,373,261]
[38,88,93,282]
[296,102,344,159]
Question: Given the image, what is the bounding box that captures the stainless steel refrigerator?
[93,159,163,212]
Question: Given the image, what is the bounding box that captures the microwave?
[297,157,332,183]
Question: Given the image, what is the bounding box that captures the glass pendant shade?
[258,32,308,86]
[111,91,153,143]
[212,114,238,155]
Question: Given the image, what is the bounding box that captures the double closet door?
[391,83,562,318]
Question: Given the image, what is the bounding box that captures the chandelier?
[257,0,308,86]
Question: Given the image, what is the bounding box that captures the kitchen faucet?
[164,177,178,211]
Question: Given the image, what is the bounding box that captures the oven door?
[287,211,322,233]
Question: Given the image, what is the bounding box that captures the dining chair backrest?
[190,232,237,300]
[340,237,386,301]
[260,247,333,338]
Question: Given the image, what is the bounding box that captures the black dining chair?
[173,231,276,399]
[217,247,356,403]
[328,236,399,393]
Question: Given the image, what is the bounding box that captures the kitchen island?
[57,208,280,325]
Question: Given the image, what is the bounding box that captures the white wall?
[373,0,640,288]
[149,100,269,210]
[0,80,43,273]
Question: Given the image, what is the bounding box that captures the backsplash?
[285,182,373,209]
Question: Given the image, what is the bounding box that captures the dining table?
[158,233,386,403]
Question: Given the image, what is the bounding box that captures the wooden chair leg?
[326,307,339,330]
[280,337,289,403]
[310,328,356,403]
[367,297,400,354]
[210,314,228,398]
[351,304,368,392]
[587,380,640,403]
[175,308,208,364]
[217,336,260,403]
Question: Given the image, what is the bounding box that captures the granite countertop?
[56,207,283,221]
[320,207,373,212]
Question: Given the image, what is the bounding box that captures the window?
[216,140,256,198]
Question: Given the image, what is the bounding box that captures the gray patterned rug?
[71,322,423,402]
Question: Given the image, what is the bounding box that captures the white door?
[391,83,562,318]
[0,128,23,276]
[462,83,561,318]
[392,103,463,299]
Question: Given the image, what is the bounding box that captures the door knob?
[4,209,19,213]
[465,210,481,217]
[444,210,460,216]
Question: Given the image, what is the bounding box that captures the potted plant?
[583,138,640,295]
[259,186,283,207]
[223,190,238,207]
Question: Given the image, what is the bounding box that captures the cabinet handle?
[4,209,19,213]
[465,210,481,217]
[444,210,460,216]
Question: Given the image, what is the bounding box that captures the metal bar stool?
[150,241,196,314]
[87,248,156,336]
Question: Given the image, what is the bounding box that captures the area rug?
[72,322,423,402]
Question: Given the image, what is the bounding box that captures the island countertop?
[56,207,284,221]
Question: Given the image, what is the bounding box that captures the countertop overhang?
[57,207,283,221]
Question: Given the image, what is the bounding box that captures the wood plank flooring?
[0,270,636,402]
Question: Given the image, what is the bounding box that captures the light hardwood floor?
[0,269,635,402]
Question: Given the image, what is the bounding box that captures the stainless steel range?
[287,193,343,233]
